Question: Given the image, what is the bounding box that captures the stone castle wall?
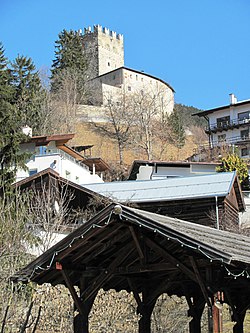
[81,25,124,80]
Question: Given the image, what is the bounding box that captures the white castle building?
[77,25,175,119]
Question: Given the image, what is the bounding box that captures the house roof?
[127,159,220,180]
[92,66,175,92]
[12,203,250,296]
[28,133,75,146]
[83,172,244,209]
[193,99,250,117]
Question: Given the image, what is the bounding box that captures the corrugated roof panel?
[83,172,235,203]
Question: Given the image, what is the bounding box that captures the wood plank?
[145,237,197,282]
[80,242,134,302]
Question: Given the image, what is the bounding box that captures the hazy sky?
[1,0,249,110]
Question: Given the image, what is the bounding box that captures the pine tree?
[10,55,44,134]
[0,45,29,194]
[50,29,87,103]
[168,108,186,148]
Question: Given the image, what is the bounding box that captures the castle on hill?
[77,25,175,120]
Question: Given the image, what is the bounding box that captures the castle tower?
[80,25,124,80]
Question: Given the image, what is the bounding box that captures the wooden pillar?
[138,302,155,333]
[74,311,89,333]
[187,295,205,333]
[232,309,246,333]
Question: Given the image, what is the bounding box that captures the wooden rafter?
[190,256,212,307]
[145,237,197,282]
[80,242,134,302]
[129,226,144,260]
[71,225,126,264]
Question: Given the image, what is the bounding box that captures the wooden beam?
[127,278,143,311]
[129,226,144,260]
[81,243,133,302]
[72,228,129,264]
[115,262,172,275]
[145,237,197,282]
[61,270,86,318]
[189,256,212,308]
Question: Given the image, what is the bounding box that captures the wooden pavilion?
[12,203,250,333]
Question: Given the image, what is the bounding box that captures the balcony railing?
[206,118,250,133]
[34,148,89,170]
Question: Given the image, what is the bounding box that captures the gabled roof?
[193,99,250,117]
[83,172,244,210]
[91,66,175,92]
[12,203,250,291]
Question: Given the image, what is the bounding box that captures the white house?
[195,94,250,159]
[127,160,219,180]
[17,131,109,185]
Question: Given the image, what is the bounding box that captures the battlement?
[81,24,123,41]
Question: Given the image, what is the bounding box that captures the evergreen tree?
[50,29,87,103]
[10,55,44,134]
[0,46,29,194]
[168,108,186,148]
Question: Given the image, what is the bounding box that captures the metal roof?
[83,172,237,203]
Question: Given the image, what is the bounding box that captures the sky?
[1,0,250,110]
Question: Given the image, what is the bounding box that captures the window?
[128,86,131,91]
[238,111,250,124]
[241,129,249,140]
[108,62,110,66]
[241,148,248,157]
[39,146,47,155]
[136,75,138,80]
[113,75,116,80]
[65,170,71,179]
[218,134,226,143]
[216,116,230,128]
[29,169,37,176]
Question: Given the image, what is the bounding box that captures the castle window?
[108,62,110,66]
[113,75,116,80]
[128,86,131,91]
[136,75,138,80]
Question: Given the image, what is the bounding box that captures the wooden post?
[232,309,246,333]
[74,276,96,333]
[138,302,155,333]
[186,294,205,333]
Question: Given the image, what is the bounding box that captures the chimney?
[229,93,237,105]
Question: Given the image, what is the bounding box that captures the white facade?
[16,138,104,185]
[86,67,175,118]
[130,161,218,181]
[200,94,250,159]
